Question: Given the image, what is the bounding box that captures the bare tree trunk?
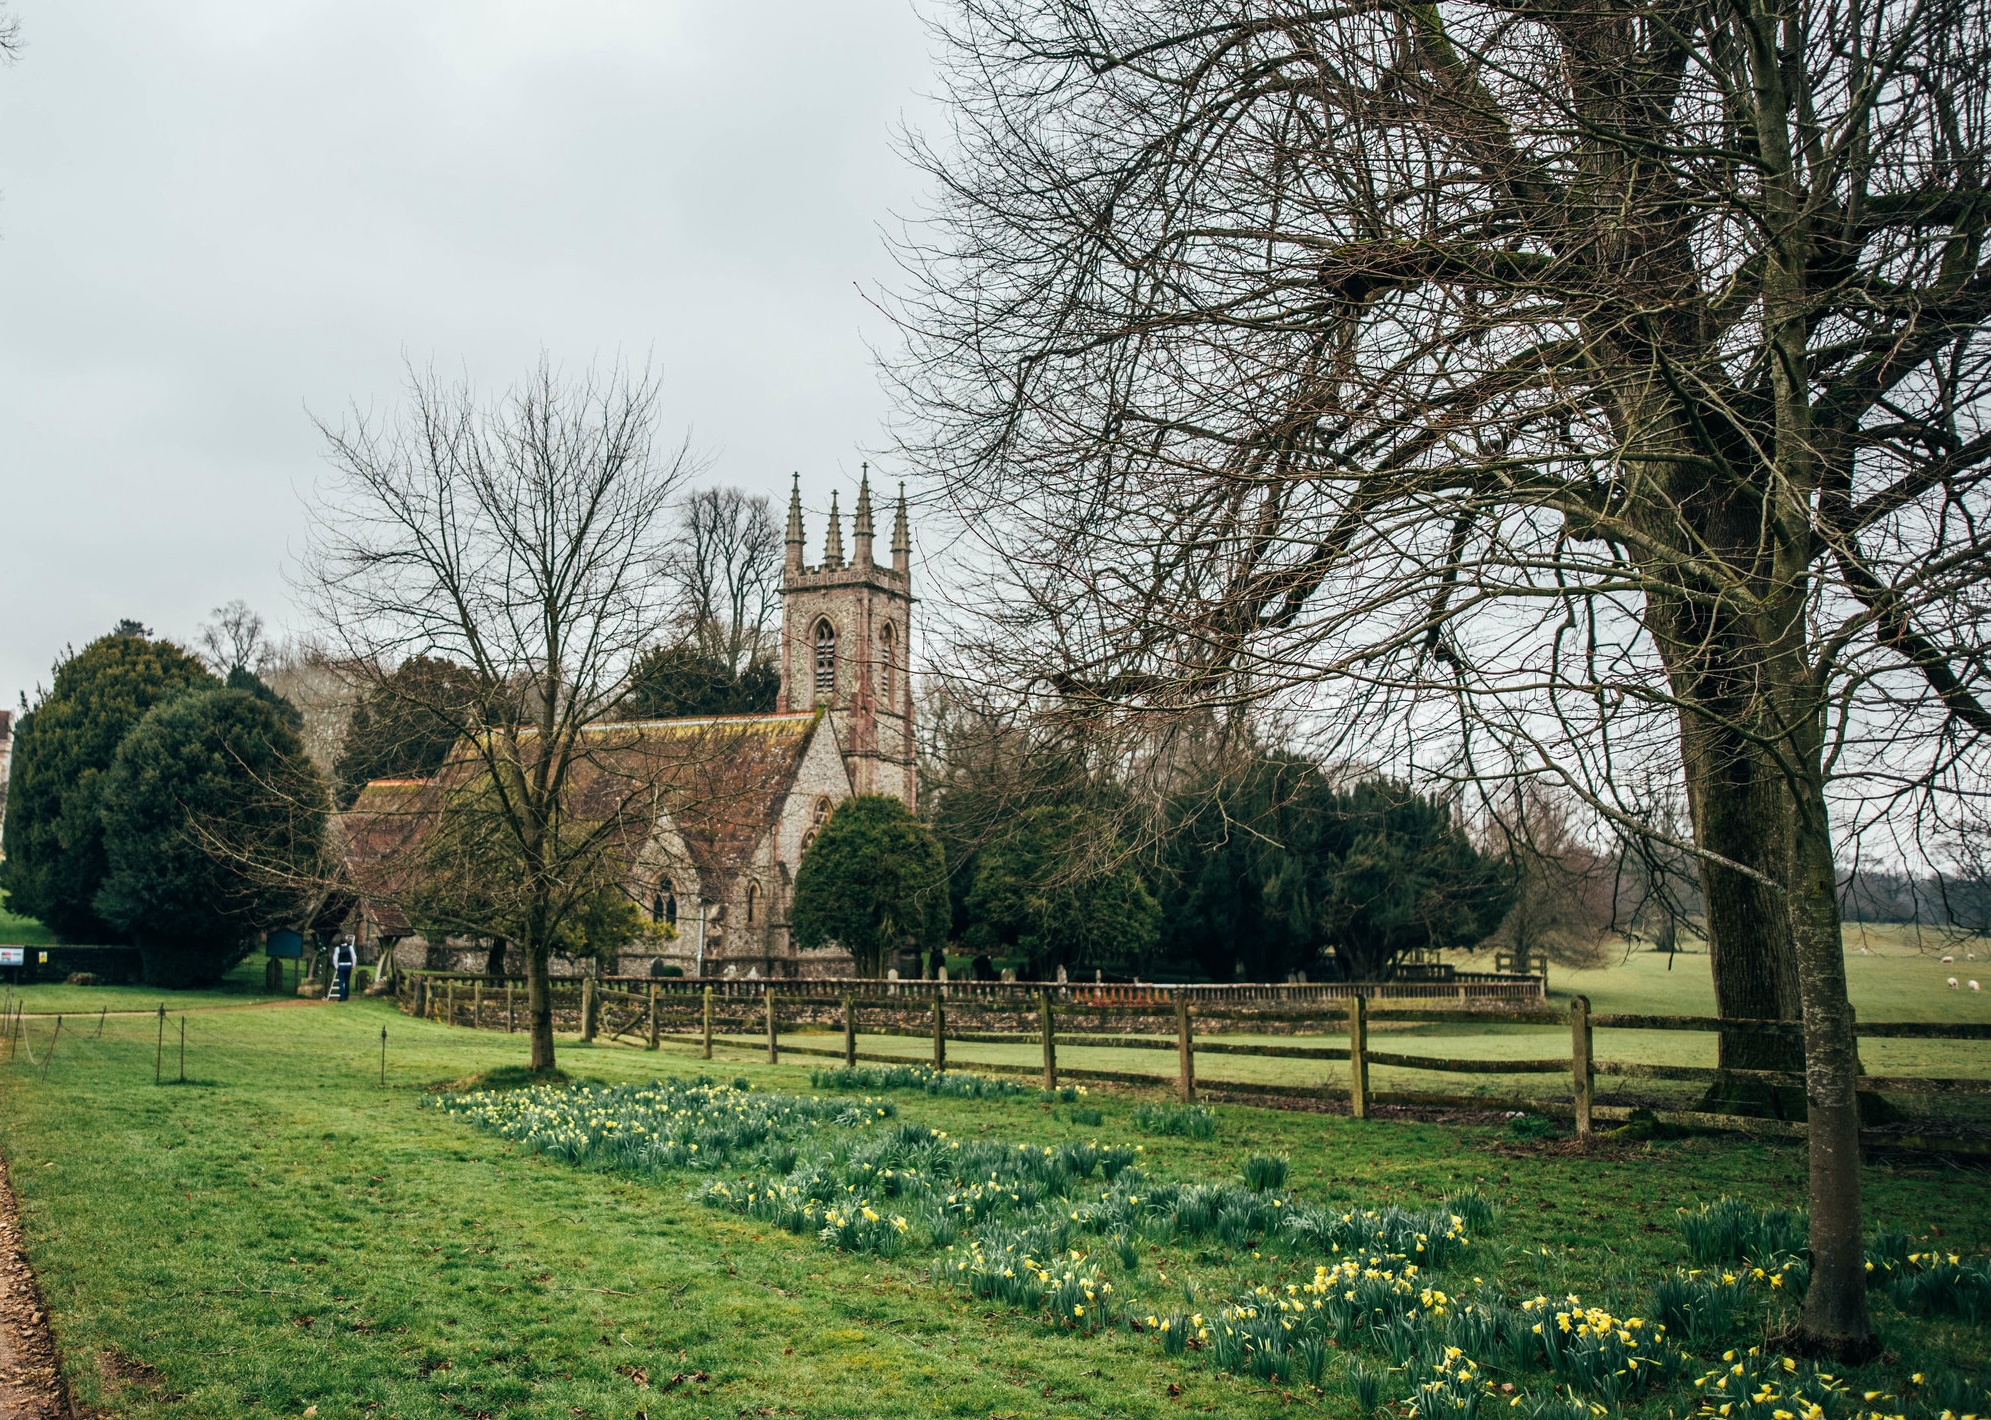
[1678,715,1806,1103]
[527,938,556,1072]
[1789,771,1876,1358]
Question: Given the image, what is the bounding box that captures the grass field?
[0,889,57,948]
[0,992,1985,1420]
[1,950,299,1015]
[668,940,1990,1119]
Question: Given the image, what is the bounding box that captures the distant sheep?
[1973,980,1982,992]
[1949,976,1960,989]
[1943,954,1956,963]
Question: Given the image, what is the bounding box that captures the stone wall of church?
[778,565,916,809]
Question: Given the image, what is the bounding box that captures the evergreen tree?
[96,687,327,986]
[625,643,778,721]
[1157,754,1318,981]
[964,805,1160,978]
[0,629,216,941]
[791,795,947,976]
[1269,780,1515,982]
[332,656,485,807]
[1158,757,1516,981]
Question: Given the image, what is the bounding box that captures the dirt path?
[0,1154,67,1419]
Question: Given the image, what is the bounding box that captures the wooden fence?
[396,973,1991,1154]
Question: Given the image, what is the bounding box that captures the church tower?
[776,470,916,809]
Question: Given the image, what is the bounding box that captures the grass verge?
[0,1000,1985,1418]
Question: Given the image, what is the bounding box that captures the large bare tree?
[895,0,1991,1356]
[305,359,693,1071]
[658,485,784,674]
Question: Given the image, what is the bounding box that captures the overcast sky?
[0,0,941,706]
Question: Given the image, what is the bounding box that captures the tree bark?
[1677,710,1807,1104]
[527,938,556,1072]
[1786,771,1877,1361]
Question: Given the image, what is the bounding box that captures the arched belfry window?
[652,877,678,927]
[880,622,897,703]
[746,881,760,927]
[813,619,837,701]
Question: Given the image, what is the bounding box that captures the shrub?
[64,972,97,986]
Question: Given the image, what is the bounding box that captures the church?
[340,472,916,980]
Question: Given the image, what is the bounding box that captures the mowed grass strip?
[0,995,1985,1419]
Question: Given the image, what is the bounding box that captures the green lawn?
[0,887,57,947]
[0,999,1984,1419]
[1543,924,1991,1022]
[3,949,299,1015]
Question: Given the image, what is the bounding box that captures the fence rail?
[393,972,1991,1153]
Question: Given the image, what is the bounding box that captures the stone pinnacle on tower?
[784,472,805,575]
[852,463,875,567]
[824,488,844,569]
[891,482,911,576]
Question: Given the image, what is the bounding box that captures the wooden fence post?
[413,977,426,1020]
[446,981,456,1027]
[703,987,714,1060]
[581,976,598,1043]
[843,995,856,1067]
[505,982,515,1033]
[1176,994,1196,1103]
[932,993,946,1072]
[1349,995,1369,1119]
[766,988,779,1064]
[1039,989,1057,1091]
[474,981,483,1030]
[1571,994,1593,1140]
[648,983,660,1050]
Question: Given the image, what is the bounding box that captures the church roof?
[564,711,826,888]
[330,776,439,936]
[330,710,831,914]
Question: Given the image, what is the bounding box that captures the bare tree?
[304,359,693,1071]
[658,485,783,674]
[1483,787,1617,972]
[197,600,277,676]
[894,0,1991,1356]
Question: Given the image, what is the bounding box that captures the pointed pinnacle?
[785,472,804,546]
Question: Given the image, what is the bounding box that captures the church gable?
[773,711,857,869]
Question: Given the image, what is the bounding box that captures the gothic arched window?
[745,881,760,926]
[880,622,897,703]
[813,619,837,701]
[801,795,833,853]
[652,877,678,927]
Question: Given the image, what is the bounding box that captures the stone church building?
[342,473,916,980]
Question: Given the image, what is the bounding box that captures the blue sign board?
[266,929,304,959]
